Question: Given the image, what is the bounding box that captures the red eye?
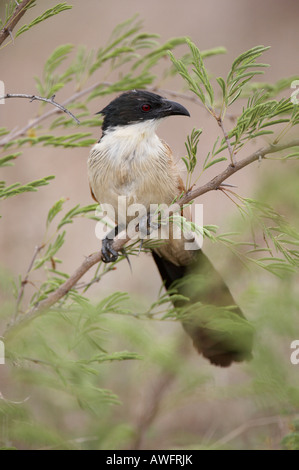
[141,103,151,112]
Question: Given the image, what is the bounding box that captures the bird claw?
[139,213,161,238]
[101,237,119,263]
[121,248,132,272]
[138,239,144,255]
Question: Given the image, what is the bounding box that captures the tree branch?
[212,414,296,448]
[177,139,299,205]
[149,86,205,109]
[0,0,34,47]
[130,372,175,450]
[7,136,298,325]
[0,81,112,147]
[0,83,201,147]
[12,243,44,323]
[0,93,80,125]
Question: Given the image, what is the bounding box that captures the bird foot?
[139,213,161,238]
[101,237,118,263]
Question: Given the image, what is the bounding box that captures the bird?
[87,89,254,367]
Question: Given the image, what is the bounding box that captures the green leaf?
[12,133,96,149]
[216,77,227,102]
[57,203,99,230]
[226,45,270,106]
[169,39,219,110]
[203,156,227,170]
[44,44,74,76]
[282,152,299,160]
[34,232,66,269]
[15,3,72,38]
[79,351,143,364]
[0,128,9,137]
[46,198,67,227]
[186,38,214,106]
[281,432,299,450]
[132,36,187,71]
[0,152,21,167]
[184,128,202,176]
[0,176,55,200]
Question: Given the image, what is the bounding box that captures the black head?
[98,90,190,132]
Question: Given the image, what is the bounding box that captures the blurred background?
[0,0,299,450]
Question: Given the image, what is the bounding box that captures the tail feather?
[152,250,253,367]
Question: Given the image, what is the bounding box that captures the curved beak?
[162,99,190,117]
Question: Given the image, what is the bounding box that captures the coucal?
[88,90,253,367]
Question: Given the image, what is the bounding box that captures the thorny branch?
[5,136,299,329]
[0,0,34,47]
[0,93,80,125]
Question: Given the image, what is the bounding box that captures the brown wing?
[89,184,98,203]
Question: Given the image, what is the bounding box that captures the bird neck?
[99,119,164,163]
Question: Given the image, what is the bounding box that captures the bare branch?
[212,414,297,448]
[217,116,236,166]
[0,83,202,147]
[0,93,80,125]
[12,244,44,324]
[149,86,205,109]
[26,251,105,318]
[0,0,34,47]
[130,372,175,450]
[0,81,110,146]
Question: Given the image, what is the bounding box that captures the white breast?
[88,120,181,225]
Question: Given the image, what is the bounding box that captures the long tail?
[152,250,254,367]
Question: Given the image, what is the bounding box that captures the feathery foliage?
[0,4,299,451]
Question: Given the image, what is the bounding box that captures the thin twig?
[75,263,116,290]
[212,414,297,449]
[218,187,244,211]
[12,244,44,323]
[217,116,236,166]
[0,83,202,147]
[149,86,205,109]
[0,81,111,146]
[39,436,99,450]
[177,138,299,205]
[7,29,14,44]
[27,251,107,318]
[5,137,299,328]
[130,372,175,450]
[0,0,34,47]
[0,94,80,125]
